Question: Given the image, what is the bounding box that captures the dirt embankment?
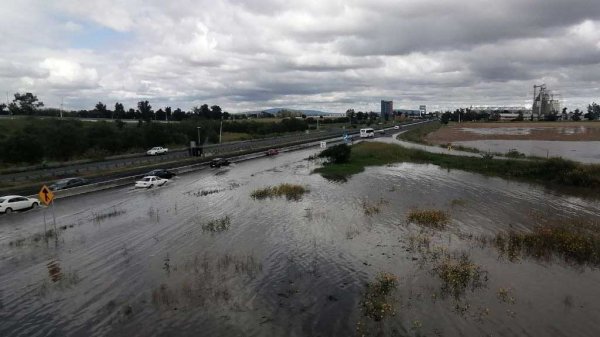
[426,122,600,144]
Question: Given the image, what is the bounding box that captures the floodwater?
[454,140,600,163]
[459,126,592,137]
[1,144,600,336]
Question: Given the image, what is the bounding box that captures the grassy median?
[314,142,600,190]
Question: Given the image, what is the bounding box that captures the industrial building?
[380,100,393,121]
[532,84,561,119]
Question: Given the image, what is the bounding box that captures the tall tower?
[381,100,393,121]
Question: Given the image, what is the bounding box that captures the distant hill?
[239,107,342,117]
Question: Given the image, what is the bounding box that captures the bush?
[318,144,351,164]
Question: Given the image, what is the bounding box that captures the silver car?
[0,195,40,214]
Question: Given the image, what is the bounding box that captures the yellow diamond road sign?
[38,185,54,205]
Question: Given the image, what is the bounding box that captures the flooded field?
[454,140,600,163]
[1,145,600,336]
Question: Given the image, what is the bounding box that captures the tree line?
[439,104,600,124]
[0,92,245,121]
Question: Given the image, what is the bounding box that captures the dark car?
[49,177,88,191]
[265,149,279,156]
[144,169,176,179]
[209,158,230,168]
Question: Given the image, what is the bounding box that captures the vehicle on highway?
[209,158,230,168]
[134,176,169,188]
[393,125,400,129]
[143,169,176,179]
[360,128,375,138]
[49,177,88,191]
[265,149,279,156]
[146,147,169,156]
[0,195,40,214]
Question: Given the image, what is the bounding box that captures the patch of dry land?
[426,122,600,144]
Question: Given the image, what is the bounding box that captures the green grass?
[314,142,600,191]
[397,122,442,144]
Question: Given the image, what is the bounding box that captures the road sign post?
[38,185,56,241]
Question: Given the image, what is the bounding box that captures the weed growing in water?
[361,198,389,216]
[92,207,126,222]
[360,272,398,321]
[251,184,309,201]
[202,216,231,233]
[493,221,600,266]
[433,252,488,300]
[407,209,450,229]
[192,189,221,197]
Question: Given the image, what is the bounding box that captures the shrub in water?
[318,144,351,164]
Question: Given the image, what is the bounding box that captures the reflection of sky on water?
[455,140,600,163]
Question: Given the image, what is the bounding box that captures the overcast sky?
[1,0,599,113]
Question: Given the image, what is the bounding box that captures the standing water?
[1,146,599,336]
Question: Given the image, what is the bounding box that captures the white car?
[146,147,169,156]
[135,176,168,188]
[0,195,40,214]
[393,125,400,129]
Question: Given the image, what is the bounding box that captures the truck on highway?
[146,147,169,156]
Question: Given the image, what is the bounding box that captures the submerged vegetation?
[202,216,231,233]
[433,253,488,300]
[251,183,309,201]
[360,272,398,321]
[407,209,450,229]
[92,207,126,222]
[493,221,600,266]
[314,142,600,191]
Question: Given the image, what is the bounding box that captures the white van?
[360,128,375,138]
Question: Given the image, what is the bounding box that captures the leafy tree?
[114,102,125,119]
[156,108,166,121]
[210,105,222,119]
[95,102,108,118]
[126,108,136,119]
[165,107,172,121]
[0,103,6,115]
[137,101,153,121]
[173,108,186,121]
[11,92,44,115]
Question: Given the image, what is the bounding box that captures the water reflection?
[0,147,599,336]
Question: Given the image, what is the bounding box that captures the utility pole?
[219,116,223,143]
[60,96,64,119]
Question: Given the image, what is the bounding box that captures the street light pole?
[197,126,201,146]
[219,116,223,144]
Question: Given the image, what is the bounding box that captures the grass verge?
[313,142,600,192]
[397,122,442,144]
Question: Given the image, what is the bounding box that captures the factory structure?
[380,84,560,121]
[532,84,561,119]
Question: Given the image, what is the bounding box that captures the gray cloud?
[0,0,599,112]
